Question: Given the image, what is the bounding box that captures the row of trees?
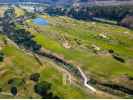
[2,7,16,34]
[2,7,41,53]
[46,5,133,25]
[12,29,41,52]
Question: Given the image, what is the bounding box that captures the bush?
[0,88,2,92]
[34,81,51,97]
[11,87,17,96]
[42,92,60,99]
[112,54,125,63]
[8,78,25,87]
[0,52,4,62]
[108,49,114,54]
[30,73,40,82]
[34,81,60,99]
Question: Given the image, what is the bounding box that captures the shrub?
[10,87,17,96]
[30,73,40,82]
[108,49,114,54]
[0,52,4,62]
[8,78,25,87]
[112,54,125,63]
[42,92,60,99]
[0,88,2,92]
[34,81,60,99]
[34,81,51,97]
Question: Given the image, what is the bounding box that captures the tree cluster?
[34,81,60,99]
[46,5,133,22]
[11,29,41,52]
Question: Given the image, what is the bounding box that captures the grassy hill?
[0,34,96,98]
[0,6,133,98]
[25,15,133,98]
[26,15,133,79]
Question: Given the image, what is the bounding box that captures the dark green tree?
[30,73,40,82]
[0,52,4,62]
[34,81,51,96]
[11,87,17,96]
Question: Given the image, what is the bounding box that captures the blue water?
[32,17,48,26]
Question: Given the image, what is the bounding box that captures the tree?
[11,87,17,96]
[30,73,40,82]
[2,7,16,34]
[34,81,60,99]
[34,81,51,97]
[0,88,2,92]
[0,52,4,62]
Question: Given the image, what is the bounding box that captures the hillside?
[0,6,133,98]
[0,34,96,98]
[25,15,133,98]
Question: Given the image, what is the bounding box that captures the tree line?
[45,5,133,28]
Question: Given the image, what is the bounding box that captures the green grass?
[14,7,25,17]
[40,61,92,99]
[1,12,133,98]
[0,34,92,98]
[26,15,133,80]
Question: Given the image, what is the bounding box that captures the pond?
[32,17,48,26]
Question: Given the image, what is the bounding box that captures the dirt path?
[78,67,96,92]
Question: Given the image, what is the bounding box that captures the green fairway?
[25,15,133,80]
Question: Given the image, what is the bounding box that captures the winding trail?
[36,49,97,93]
[78,67,96,92]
